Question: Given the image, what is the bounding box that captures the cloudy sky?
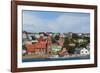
[22,10,90,33]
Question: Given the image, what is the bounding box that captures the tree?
[63,37,75,54]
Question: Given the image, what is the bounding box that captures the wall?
[0,0,99,73]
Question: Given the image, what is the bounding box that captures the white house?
[35,33,40,39]
[80,48,90,55]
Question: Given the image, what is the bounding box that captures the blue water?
[22,55,90,63]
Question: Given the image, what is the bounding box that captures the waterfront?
[22,54,90,62]
[22,32,90,62]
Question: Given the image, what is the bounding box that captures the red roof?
[25,41,47,52]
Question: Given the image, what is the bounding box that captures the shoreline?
[22,54,90,59]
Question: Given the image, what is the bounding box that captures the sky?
[22,10,90,33]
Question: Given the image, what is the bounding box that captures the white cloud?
[47,13,90,33]
[23,12,47,32]
[23,11,90,33]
